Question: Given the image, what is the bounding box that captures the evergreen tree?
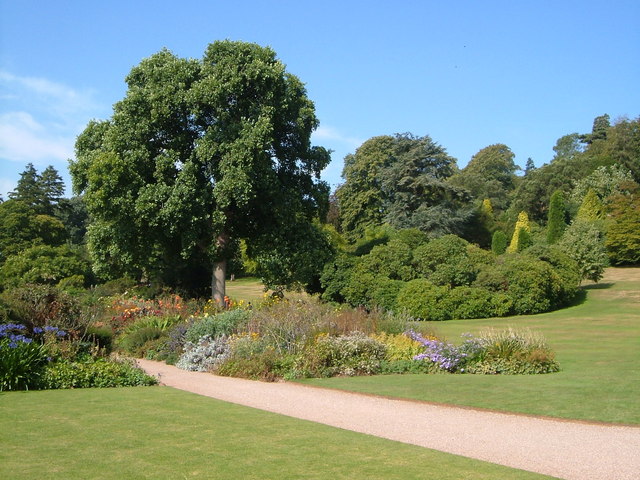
[576,189,604,221]
[546,190,566,244]
[39,166,65,213]
[507,211,531,253]
[8,163,43,208]
[491,230,507,255]
[559,220,608,282]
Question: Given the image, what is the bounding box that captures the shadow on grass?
[566,289,586,307]
[582,282,614,290]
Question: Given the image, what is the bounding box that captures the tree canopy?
[336,133,469,239]
[70,41,331,299]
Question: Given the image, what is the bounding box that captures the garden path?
[137,359,639,480]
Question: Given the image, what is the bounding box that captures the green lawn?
[225,276,267,303]
[299,268,640,425]
[0,387,557,480]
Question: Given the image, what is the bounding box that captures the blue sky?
[1,1,639,199]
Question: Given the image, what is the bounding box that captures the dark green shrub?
[379,359,437,374]
[320,254,358,304]
[92,277,137,297]
[357,239,417,282]
[414,237,487,287]
[184,309,251,344]
[368,277,404,311]
[40,358,157,388]
[395,279,449,320]
[117,327,164,356]
[442,286,497,319]
[413,235,469,275]
[84,325,114,352]
[491,231,508,255]
[474,256,565,315]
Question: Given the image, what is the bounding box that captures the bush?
[175,335,230,372]
[474,256,567,315]
[84,325,114,353]
[464,328,560,374]
[407,328,559,375]
[442,286,497,320]
[117,327,164,357]
[184,309,251,344]
[302,332,386,377]
[396,279,450,320]
[0,284,84,334]
[370,332,424,361]
[0,324,49,390]
[215,346,286,382]
[246,301,335,354]
[40,357,157,388]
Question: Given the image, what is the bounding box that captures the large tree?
[70,41,330,300]
[337,133,470,239]
[449,143,519,211]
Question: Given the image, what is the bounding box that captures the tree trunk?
[211,259,226,304]
[211,232,230,303]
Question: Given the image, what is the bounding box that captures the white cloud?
[0,70,100,120]
[0,111,74,163]
[313,125,363,151]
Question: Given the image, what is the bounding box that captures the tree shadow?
[567,289,588,307]
[582,282,614,290]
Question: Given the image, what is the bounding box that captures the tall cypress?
[546,190,566,244]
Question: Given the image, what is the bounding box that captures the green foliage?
[576,189,604,221]
[0,244,91,289]
[546,190,566,244]
[84,325,114,353]
[558,221,609,282]
[414,235,489,287]
[0,337,48,391]
[40,358,157,389]
[8,163,65,215]
[474,256,570,314]
[71,41,330,298]
[184,309,251,344]
[464,328,560,375]
[605,182,640,265]
[117,327,165,356]
[448,144,519,211]
[0,200,67,261]
[570,165,634,205]
[396,279,450,320]
[442,286,508,319]
[491,231,508,255]
[338,133,471,239]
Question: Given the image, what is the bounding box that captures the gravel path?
[137,359,640,480]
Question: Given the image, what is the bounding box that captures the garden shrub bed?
[119,298,560,381]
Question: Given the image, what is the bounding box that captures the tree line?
[0,41,638,314]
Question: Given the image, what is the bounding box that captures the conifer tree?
[491,230,507,255]
[507,211,531,253]
[546,190,566,244]
[576,189,604,221]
